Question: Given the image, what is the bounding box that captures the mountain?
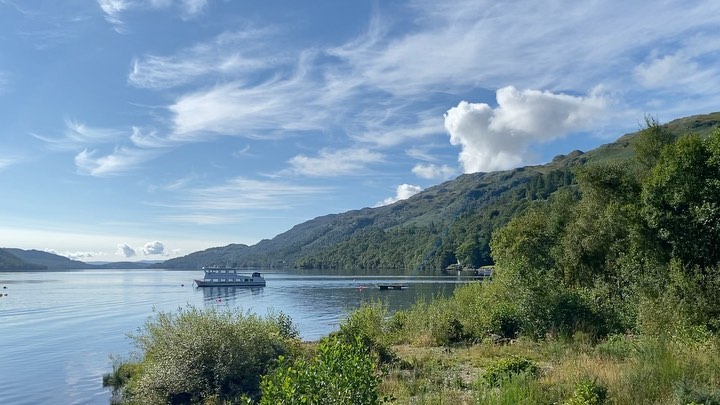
[0,248,47,270]
[158,112,720,271]
[4,248,93,270]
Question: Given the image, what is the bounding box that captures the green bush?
[260,336,380,405]
[105,306,298,404]
[564,378,607,405]
[480,356,540,387]
[673,378,720,405]
[336,301,396,363]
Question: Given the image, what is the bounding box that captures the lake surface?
[0,269,472,404]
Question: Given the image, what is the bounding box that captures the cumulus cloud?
[412,163,456,180]
[377,184,423,206]
[142,241,165,255]
[116,243,136,258]
[288,148,384,177]
[444,86,608,173]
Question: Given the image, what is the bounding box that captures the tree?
[642,129,720,269]
[634,116,675,171]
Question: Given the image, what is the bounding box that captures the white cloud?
[33,119,126,151]
[97,0,207,31]
[129,29,278,89]
[142,241,165,255]
[444,86,609,173]
[352,112,445,147]
[634,39,720,96]
[74,147,157,176]
[377,184,423,206]
[179,0,207,18]
[412,163,456,180]
[168,75,326,138]
[0,157,21,170]
[116,243,136,258]
[288,148,384,177]
[62,251,103,261]
[155,178,329,224]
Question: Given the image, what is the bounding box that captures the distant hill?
[157,112,720,271]
[4,248,92,270]
[0,248,47,270]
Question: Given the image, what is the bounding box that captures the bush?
[336,301,396,363]
[673,378,720,405]
[106,306,298,404]
[564,378,607,405]
[480,356,539,387]
[260,336,380,405]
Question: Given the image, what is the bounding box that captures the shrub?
[260,336,380,405]
[336,301,397,363]
[106,306,298,404]
[564,378,607,405]
[673,378,720,405]
[480,356,540,387]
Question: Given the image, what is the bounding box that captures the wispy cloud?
[97,0,208,32]
[183,178,327,210]
[74,146,158,176]
[288,148,384,177]
[156,177,329,224]
[86,0,720,177]
[0,156,21,170]
[129,29,280,89]
[34,119,126,151]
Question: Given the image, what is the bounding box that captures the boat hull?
[194,279,266,287]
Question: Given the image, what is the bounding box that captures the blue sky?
[1,0,720,262]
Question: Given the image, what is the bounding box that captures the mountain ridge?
[158,112,720,270]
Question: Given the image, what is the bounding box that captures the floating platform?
[378,284,407,290]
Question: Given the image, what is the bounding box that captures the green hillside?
[158,112,720,271]
[5,248,91,270]
[0,248,47,270]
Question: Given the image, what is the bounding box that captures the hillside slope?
[159,112,720,271]
[0,248,48,270]
[5,248,92,270]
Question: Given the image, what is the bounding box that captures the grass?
[377,335,720,405]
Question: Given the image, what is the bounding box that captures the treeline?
[483,119,720,338]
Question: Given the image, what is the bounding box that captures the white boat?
[194,267,266,287]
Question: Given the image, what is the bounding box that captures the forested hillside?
[159,112,720,271]
[0,248,47,270]
[5,248,91,270]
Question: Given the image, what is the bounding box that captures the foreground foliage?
[260,337,380,405]
[105,119,720,404]
[104,306,299,404]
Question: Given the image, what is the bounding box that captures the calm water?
[0,269,471,404]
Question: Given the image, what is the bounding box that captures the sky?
[1,0,720,262]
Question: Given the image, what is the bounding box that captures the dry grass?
[378,336,720,405]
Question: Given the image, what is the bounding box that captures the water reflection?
[199,285,264,304]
